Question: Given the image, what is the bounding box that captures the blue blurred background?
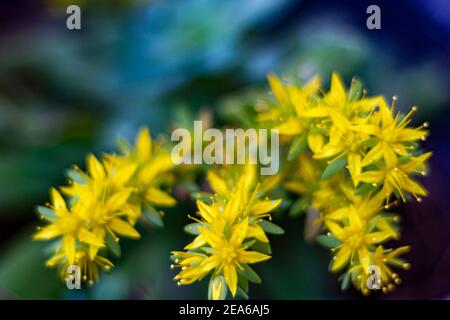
[0,0,449,299]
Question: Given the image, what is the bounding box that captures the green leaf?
[236,287,249,299]
[183,223,201,235]
[66,169,87,184]
[36,206,57,219]
[43,240,61,256]
[321,157,347,180]
[259,219,285,235]
[328,257,334,272]
[116,137,131,155]
[354,182,378,195]
[250,241,272,255]
[143,206,164,227]
[340,272,351,291]
[242,239,256,249]
[348,78,363,102]
[237,264,261,284]
[316,235,341,248]
[237,275,249,292]
[200,247,215,254]
[223,222,231,240]
[191,192,213,204]
[289,198,309,218]
[362,137,377,148]
[365,215,382,233]
[105,232,121,257]
[287,134,307,161]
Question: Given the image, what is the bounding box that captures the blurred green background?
[0,0,449,299]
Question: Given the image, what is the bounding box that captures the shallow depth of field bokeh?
[0,0,449,299]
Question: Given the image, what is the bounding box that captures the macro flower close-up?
[0,0,449,310]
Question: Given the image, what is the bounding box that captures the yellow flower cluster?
[34,128,176,284]
[171,165,284,300]
[257,73,431,294]
[32,72,431,299]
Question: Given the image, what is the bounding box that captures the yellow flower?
[326,187,400,239]
[172,164,282,299]
[255,72,430,296]
[62,154,141,244]
[51,250,114,286]
[173,219,270,298]
[320,73,382,117]
[170,251,210,285]
[259,74,327,153]
[264,74,322,123]
[207,164,280,202]
[62,154,138,223]
[361,99,429,167]
[313,121,370,186]
[34,156,141,279]
[105,127,176,224]
[283,153,347,213]
[372,245,411,293]
[34,127,174,285]
[335,188,384,220]
[327,210,394,273]
[34,188,106,265]
[203,219,270,297]
[357,152,431,201]
[205,164,282,242]
[343,244,410,295]
[311,75,386,185]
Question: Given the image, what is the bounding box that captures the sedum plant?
[171,165,284,300]
[256,73,430,294]
[34,128,176,284]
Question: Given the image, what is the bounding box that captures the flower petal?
[267,74,289,107]
[332,247,351,271]
[274,118,303,136]
[223,264,238,297]
[136,127,152,159]
[109,218,140,239]
[347,152,362,186]
[239,251,271,264]
[33,225,64,240]
[230,219,248,247]
[144,188,176,207]
[63,235,76,265]
[78,227,105,248]
[50,188,67,213]
[207,171,229,196]
[87,154,105,180]
[307,132,324,153]
[249,199,282,216]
